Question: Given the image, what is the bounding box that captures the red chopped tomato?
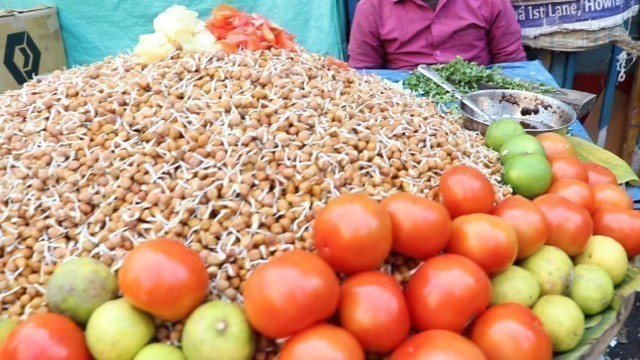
[217,41,238,54]
[275,30,295,50]
[205,4,296,54]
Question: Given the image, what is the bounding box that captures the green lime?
[490,265,540,307]
[86,299,155,360]
[533,295,585,352]
[521,245,574,296]
[485,118,526,151]
[574,235,628,285]
[568,264,614,315]
[134,343,186,360]
[0,318,17,348]
[500,134,546,164]
[502,154,552,199]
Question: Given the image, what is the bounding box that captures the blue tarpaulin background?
[1,0,348,67]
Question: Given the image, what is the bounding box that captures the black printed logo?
[4,31,41,85]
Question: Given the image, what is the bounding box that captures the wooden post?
[623,62,640,169]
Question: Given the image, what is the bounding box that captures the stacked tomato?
[204,5,295,54]
[242,133,640,359]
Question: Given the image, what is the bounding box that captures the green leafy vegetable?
[403,57,556,103]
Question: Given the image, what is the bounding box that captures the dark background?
[605,299,640,360]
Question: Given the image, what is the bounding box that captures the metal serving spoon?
[416,64,494,123]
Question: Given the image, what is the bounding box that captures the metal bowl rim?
[459,89,577,133]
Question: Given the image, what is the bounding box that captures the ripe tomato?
[446,214,518,274]
[339,271,410,352]
[592,183,633,210]
[313,193,392,274]
[0,313,91,360]
[536,133,575,158]
[549,155,588,183]
[593,208,640,257]
[533,194,593,256]
[547,178,595,212]
[405,254,490,333]
[391,330,487,360]
[438,165,495,218]
[117,238,209,322]
[584,162,617,186]
[491,195,548,260]
[381,193,451,259]
[242,250,340,339]
[470,303,552,360]
[279,324,364,360]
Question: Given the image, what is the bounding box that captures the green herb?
[403,57,556,103]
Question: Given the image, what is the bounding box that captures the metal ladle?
[416,64,494,124]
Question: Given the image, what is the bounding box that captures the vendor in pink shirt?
[348,0,527,69]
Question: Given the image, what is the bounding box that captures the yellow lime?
[574,235,628,285]
[521,245,573,296]
[500,134,546,164]
[568,264,614,315]
[485,118,526,151]
[86,299,155,360]
[533,295,585,352]
[503,154,552,199]
[490,265,540,307]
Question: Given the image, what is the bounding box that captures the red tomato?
[391,330,487,360]
[584,162,618,186]
[339,271,410,352]
[592,183,634,210]
[593,208,640,257]
[446,214,518,274]
[0,313,91,360]
[118,238,208,322]
[439,165,495,218]
[533,194,593,256]
[405,254,491,333]
[313,194,392,274]
[471,303,553,360]
[491,195,548,260]
[242,250,340,339]
[547,178,595,212]
[536,133,575,158]
[279,324,365,360]
[381,193,451,259]
[548,155,588,183]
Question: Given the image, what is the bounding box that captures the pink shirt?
[348,0,527,70]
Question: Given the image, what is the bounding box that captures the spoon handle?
[416,65,493,123]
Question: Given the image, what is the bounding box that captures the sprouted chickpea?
[0,48,509,355]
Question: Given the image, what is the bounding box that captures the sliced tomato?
[232,12,252,28]
[226,31,252,45]
[217,41,238,54]
[275,30,295,50]
[246,37,268,51]
[211,5,238,27]
[206,24,232,39]
[260,24,276,43]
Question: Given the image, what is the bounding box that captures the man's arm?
[487,0,527,64]
[348,0,384,69]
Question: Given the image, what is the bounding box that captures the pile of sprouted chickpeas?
[0,48,509,353]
